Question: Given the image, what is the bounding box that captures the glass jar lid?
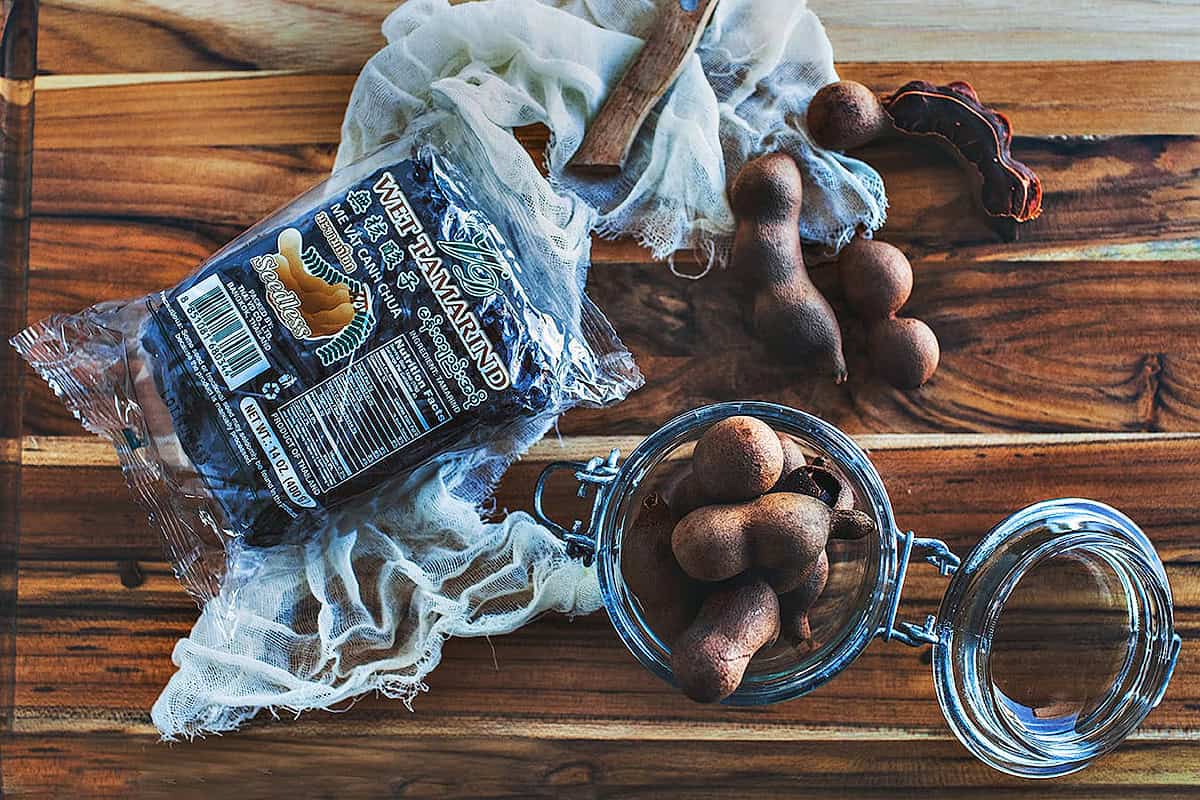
[932,499,1181,778]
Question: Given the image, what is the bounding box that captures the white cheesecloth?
[153,0,887,738]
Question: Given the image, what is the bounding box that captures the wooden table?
[3,1,1199,796]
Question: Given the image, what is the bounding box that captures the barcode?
[178,274,269,390]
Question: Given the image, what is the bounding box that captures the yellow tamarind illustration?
[273,228,355,337]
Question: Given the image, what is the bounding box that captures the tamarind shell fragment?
[882,80,1043,223]
[775,464,853,511]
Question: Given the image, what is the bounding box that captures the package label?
[142,154,535,537]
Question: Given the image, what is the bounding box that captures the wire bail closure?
[532,449,622,565]
[881,529,961,647]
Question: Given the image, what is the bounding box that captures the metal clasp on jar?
[881,530,961,647]
[532,448,622,565]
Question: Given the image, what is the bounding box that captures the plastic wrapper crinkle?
[13,124,641,603]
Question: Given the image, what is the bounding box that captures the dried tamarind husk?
[882,80,1043,223]
[775,464,853,510]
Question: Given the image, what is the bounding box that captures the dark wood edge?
[0,0,38,780]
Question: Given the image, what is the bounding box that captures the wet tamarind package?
[13,129,641,599]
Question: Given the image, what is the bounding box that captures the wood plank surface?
[30,135,1200,257]
[0,0,38,764]
[9,0,1200,796]
[33,0,1200,75]
[6,734,1198,799]
[30,64,1200,146]
[22,254,1200,437]
[12,434,1200,750]
[21,432,1200,560]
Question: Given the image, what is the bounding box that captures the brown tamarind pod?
[730,154,848,383]
[671,492,832,593]
[868,316,940,389]
[806,81,891,151]
[665,468,712,520]
[692,416,785,504]
[753,273,848,383]
[622,493,705,644]
[838,239,913,319]
[670,575,780,703]
[779,549,829,645]
[729,152,803,225]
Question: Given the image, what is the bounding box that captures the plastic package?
[13,124,641,602]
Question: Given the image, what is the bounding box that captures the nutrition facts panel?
[272,334,451,494]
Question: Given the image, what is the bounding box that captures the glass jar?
[532,401,1181,778]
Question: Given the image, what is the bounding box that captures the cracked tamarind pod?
[882,80,1043,223]
[775,462,854,513]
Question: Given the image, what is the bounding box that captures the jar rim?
[593,401,902,704]
[932,498,1180,778]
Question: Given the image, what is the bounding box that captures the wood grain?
[20,431,1200,560]
[22,254,1200,437]
[38,0,391,74]
[0,0,38,750]
[10,555,1200,734]
[33,1,1200,74]
[6,733,1199,799]
[29,64,1200,148]
[31,132,1198,258]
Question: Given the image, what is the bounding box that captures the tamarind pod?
[670,576,780,703]
[779,549,829,645]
